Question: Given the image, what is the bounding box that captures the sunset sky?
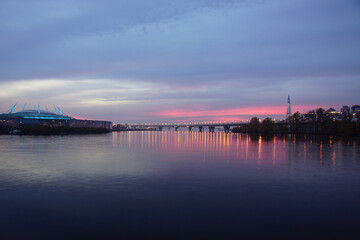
[1,0,359,123]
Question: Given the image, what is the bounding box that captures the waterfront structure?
[0,104,112,130]
[341,105,351,116]
[351,105,360,116]
[286,95,292,119]
[326,109,342,121]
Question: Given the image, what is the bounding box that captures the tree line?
[232,108,360,136]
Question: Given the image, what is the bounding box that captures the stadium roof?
[1,104,73,120]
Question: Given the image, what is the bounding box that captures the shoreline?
[0,126,110,135]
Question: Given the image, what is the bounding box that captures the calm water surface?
[0,131,359,239]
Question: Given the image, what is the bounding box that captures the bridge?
[126,122,248,133]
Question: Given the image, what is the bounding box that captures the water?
[0,131,359,239]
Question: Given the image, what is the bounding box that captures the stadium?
[0,104,112,130]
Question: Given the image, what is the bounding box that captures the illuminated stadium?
[0,104,112,130]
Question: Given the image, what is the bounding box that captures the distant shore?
[232,120,360,137]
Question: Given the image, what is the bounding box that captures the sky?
[0,0,359,123]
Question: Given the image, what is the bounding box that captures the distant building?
[351,105,360,116]
[325,108,336,113]
[303,112,316,122]
[327,111,341,121]
[286,95,292,119]
[0,104,112,130]
[112,124,129,130]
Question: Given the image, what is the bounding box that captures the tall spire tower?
[286,94,292,119]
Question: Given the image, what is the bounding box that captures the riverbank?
[232,120,360,137]
[0,125,110,135]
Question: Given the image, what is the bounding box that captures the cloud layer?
[1,0,359,122]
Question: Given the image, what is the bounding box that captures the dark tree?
[316,108,325,122]
[249,117,260,133]
[261,117,274,134]
[341,105,350,116]
[292,112,301,122]
[342,113,352,122]
[291,111,301,133]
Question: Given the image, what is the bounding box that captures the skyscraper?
[286,95,292,119]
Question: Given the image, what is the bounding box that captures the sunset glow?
[150,105,332,121]
[0,0,358,123]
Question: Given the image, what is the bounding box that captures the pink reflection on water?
[111,131,355,169]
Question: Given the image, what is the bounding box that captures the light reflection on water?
[111,131,359,169]
[0,132,359,239]
[0,131,358,193]
[0,132,359,183]
[1,132,360,183]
